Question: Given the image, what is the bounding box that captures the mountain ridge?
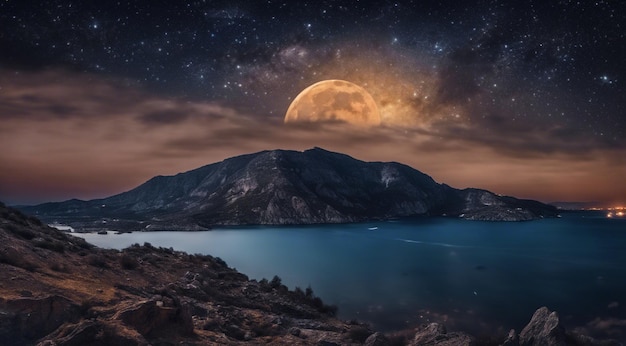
[19,147,558,231]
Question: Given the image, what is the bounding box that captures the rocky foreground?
[0,202,618,345]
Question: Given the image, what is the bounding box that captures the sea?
[72,211,626,341]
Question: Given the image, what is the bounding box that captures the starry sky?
[0,0,624,206]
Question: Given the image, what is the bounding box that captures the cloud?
[0,68,624,206]
[137,109,192,125]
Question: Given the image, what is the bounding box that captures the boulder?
[37,321,102,346]
[289,327,302,336]
[114,299,194,338]
[365,331,391,346]
[413,322,447,344]
[317,341,341,346]
[0,295,81,342]
[519,307,567,346]
[38,320,147,346]
[411,322,474,346]
[502,329,519,346]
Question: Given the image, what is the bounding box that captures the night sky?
[0,0,624,206]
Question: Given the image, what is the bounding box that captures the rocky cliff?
[18,148,557,231]
[0,203,618,345]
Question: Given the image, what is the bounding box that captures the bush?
[49,262,70,273]
[251,321,281,337]
[33,238,65,253]
[87,254,109,268]
[474,334,508,346]
[5,224,36,240]
[27,215,43,226]
[293,284,338,316]
[0,249,37,272]
[119,254,139,270]
[5,210,28,226]
[388,335,411,346]
[270,275,282,289]
[320,303,338,316]
[73,238,93,250]
[214,256,227,267]
[348,326,372,343]
[293,286,305,299]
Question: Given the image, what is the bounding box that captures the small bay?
[72,211,626,339]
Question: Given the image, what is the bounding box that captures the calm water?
[73,212,626,340]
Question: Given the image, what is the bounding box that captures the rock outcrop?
[519,307,567,345]
[19,148,558,230]
[0,295,81,342]
[410,323,475,346]
[516,307,620,346]
[502,329,520,345]
[114,298,194,338]
[365,332,391,346]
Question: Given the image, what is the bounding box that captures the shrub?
[193,253,211,262]
[79,298,104,317]
[251,322,280,337]
[348,326,372,343]
[87,254,109,269]
[27,215,43,226]
[474,334,508,346]
[202,319,220,331]
[5,210,28,226]
[270,275,282,289]
[293,286,305,299]
[388,335,411,346]
[294,284,338,316]
[158,246,174,254]
[214,256,227,267]
[33,238,65,253]
[74,239,93,250]
[0,249,37,272]
[320,303,338,316]
[119,254,139,270]
[49,262,70,273]
[5,224,36,240]
[141,254,159,266]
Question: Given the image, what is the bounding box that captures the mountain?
[19,147,558,231]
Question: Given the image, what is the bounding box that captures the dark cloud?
[0,95,80,120]
[430,118,624,160]
[138,109,191,125]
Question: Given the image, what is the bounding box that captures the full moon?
[284,80,380,126]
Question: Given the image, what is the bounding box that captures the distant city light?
[606,208,625,218]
